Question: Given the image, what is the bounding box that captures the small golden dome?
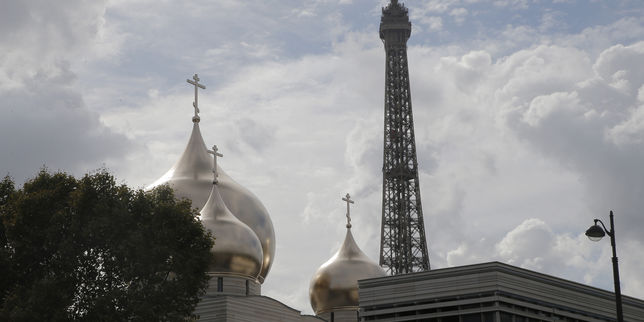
[309,223,386,314]
[200,181,263,279]
[217,170,275,283]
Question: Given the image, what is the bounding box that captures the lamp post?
[585,210,623,322]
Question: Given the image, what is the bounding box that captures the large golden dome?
[200,180,263,279]
[309,214,386,314]
[147,119,276,283]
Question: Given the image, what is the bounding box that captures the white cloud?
[607,100,644,146]
[493,0,529,9]
[0,0,132,183]
[594,43,644,96]
[0,0,115,87]
[418,0,459,14]
[419,16,444,31]
[496,218,554,268]
[449,7,468,25]
[497,43,644,246]
[522,91,582,127]
[404,38,644,300]
[539,10,566,32]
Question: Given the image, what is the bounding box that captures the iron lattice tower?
[379,0,430,275]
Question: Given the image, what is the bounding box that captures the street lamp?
[585,210,623,322]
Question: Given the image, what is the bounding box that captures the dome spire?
[207,145,223,184]
[186,73,206,123]
[342,193,354,229]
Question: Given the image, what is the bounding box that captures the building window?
[245,279,249,295]
[217,277,223,292]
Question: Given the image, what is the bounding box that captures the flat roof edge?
[358,261,644,306]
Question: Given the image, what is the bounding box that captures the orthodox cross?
[342,193,354,228]
[207,145,223,183]
[186,74,206,121]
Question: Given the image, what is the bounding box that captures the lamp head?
[585,221,605,242]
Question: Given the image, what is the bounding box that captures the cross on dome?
[186,74,206,123]
[207,145,223,183]
[342,193,354,228]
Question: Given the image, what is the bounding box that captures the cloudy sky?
[2,0,644,314]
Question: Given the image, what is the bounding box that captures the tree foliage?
[0,170,213,321]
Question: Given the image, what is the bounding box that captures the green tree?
[0,175,15,310]
[0,170,213,321]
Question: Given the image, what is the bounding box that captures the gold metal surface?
[200,183,263,279]
[218,170,275,283]
[309,227,386,314]
[147,121,276,282]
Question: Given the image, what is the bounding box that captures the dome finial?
[186,73,206,123]
[342,193,354,228]
[207,145,223,184]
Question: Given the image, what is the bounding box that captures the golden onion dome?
[309,194,386,315]
[218,169,275,283]
[147,118,276,283]
[200,178,263,279]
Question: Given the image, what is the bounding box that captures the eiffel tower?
[379,0,430,275]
